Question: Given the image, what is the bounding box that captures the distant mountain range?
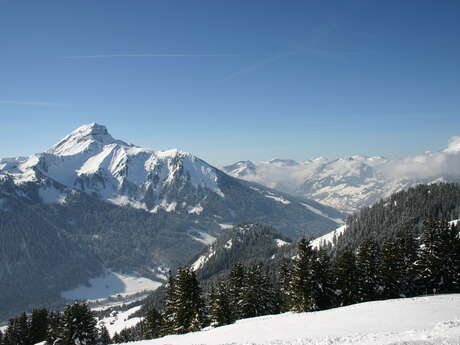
[223,137,460,213]
[0,123,342,320]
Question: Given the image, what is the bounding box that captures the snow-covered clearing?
[125,294,460,345]
[191,249,215,271]
[311,224,347,249]
[275,239,289,247]
[61,271,162,301]
[218,223,234,230]
[98,305,143,337]
[188,230,217,245]
[265,194,291,205]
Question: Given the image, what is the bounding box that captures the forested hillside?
[335,182,460,251]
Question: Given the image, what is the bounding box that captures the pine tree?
[97,325,111,345]
[29,308,49,345]
[142,306,162,339]
[3,313,30,345]
[288,238,314,312]
[7,313,31,345]
[161,267,205,335]
[208,280,233,327]
[227,263,245,320]
[159,272,177,336]
[379,238,404,299]
[278,262,292,312]
[334,249,359,306]
[111,333,122,344]
[258,266,279,316]
[310,248,335,310]
[177,268,206,333]
[46,311,63,345]
[239,264,277,318]
[416,218,460,294]
[356,239,381,302]
[116,329,133,343]
[61,302,97,345]
[396,231,419,297]
[3,318,19,345]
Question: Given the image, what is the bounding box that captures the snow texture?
[123,294,460,345]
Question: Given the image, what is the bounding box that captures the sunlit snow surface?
[311,224,347,249]
[61,271,162,301]
[188,229,217,245]
[98,305,143,337]
[123,294,460,345]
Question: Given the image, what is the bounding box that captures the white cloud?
[382,139,460,180]
[444,136,460,153]
[229,136,460,189]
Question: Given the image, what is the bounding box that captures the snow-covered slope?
[190,223,292,273]
[124,294,460,345]
[223,137,460,214]
[98,305,143,337]
[311,224,347,249]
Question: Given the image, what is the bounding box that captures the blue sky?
[1,0,459,166]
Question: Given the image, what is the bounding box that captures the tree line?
[0,303,110,345]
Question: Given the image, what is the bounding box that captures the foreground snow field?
[124,294,460,345]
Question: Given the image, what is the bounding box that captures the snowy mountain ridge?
[0,123,345,235]
[223,137,460,213]
[1,123,224,213]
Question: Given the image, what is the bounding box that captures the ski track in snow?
[122,294,460,345]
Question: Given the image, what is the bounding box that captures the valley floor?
[124,294,460,345]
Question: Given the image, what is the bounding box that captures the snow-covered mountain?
[1,123,225,213]
[223,137,460,213]
[0,123,344,226]
[122,294,460,345]
[0,123,344,320]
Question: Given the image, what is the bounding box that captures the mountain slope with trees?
[0,124,342,321]
[335,182,460,251]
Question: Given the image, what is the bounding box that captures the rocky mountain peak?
[48,123,129,156]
